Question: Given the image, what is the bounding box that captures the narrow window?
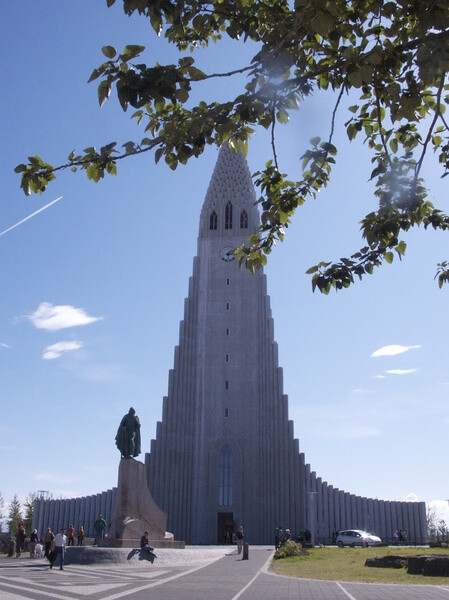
[226,278,230,286]
[225,354,229,363]
[225,202,233,229]
[219,445,233,506]
[210,210,218,230]
[226,302,230,311]
[224,408,229,417]
[225,380,229,390]
[226,327,229,336]
[240,209,248,229]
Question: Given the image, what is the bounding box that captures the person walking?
[93,515,106,546]
[274,526,282,550]
[51,528,67,570]
[236,525,244,554]
[29,529,39,557]
[140,531,157,562]
[44,528,55,559]
[67,525,75,546]
[16,525,26,557]
[77,525,85,546]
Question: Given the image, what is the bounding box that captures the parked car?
[336,529,382,547]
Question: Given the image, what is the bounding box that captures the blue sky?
[1,2,448,528]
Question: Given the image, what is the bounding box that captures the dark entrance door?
[217,512,233,544]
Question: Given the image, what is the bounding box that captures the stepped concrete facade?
[144,144,427,545]
[33,144,428,545]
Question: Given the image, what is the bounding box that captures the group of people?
[274,526,312,548]
[221,523,245,554]
[12,516,158,570]
[11,513,108,568]
[393,529,408,543]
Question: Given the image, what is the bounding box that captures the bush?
[274,540,304,559]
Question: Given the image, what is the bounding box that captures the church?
[32,144,428,545]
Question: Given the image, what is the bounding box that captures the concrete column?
[344,492,351,529]
[373,499,381,537]
[378,500,386,541]
[326,485,334,537]
[53,500,61,532]
[334,489,341,530]
[361,498,368,530]
[67,498,75,532]
[355,496,362,530]
[348,495,355,529]
[367,498,374,533]
[80,497,86,530]
[316,478,323,544]
[322,483,329,544]
[88,495,96,536]
[339,491,345,529]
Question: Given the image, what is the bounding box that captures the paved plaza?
[1,547,448,600]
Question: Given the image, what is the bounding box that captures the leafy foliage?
[7,495,23,536]
[274,540,305,559]
[23,492,37,535]
[0,492,4,533]
[427,505,449,543]
[14,0,449,291]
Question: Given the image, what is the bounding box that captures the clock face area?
[220,247,236,262]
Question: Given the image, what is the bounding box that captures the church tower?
[146,143,298,543]
[145,143,427,545]
[32,144,428,544]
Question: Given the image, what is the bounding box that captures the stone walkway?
[0,547,448,600]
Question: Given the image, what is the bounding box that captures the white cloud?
[34,472,77,485]
[386,369,419,375]
[323,425,380,440]
[428,500,449,523]
[373,374,386,379]
[0,342,11,349]
[371,344,421,357]
[351,388,375,395]
[403,492,419,502]
[79,363,123,382]
[28,302,102,331]
[42,340,83,360]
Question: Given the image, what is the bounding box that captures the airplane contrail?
[0,196,63,237]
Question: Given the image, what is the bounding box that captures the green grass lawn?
[271,546,449,585]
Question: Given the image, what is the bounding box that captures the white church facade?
[33,145,428,545]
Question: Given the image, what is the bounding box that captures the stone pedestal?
[103,458,168,547]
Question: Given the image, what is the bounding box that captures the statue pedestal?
[103,458,172,547]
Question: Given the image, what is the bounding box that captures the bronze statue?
[115,407,141,458]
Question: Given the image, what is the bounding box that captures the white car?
[336,529,382,547]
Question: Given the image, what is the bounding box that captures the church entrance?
[217,512,234,544]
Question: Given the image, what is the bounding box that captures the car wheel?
[362,541,368,548]
[350,543,355,548]
[337,541,344,548]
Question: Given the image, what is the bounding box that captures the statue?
[115,407,141,458]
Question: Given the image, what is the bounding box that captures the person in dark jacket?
[140,531,157,561]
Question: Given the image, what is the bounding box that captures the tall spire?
[199,144,258,240]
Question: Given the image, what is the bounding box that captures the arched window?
[225,202,233,229]
[240,209,248,229]
[210,210,218,230]
[218,444,233,506]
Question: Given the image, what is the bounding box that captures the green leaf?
[384,251,394,264]
[276,109,289,124]
[123,45,145,60]
[305,265,319,274]
[98,80,112,108]
[101,46,117,59]
[87,68,102,83]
